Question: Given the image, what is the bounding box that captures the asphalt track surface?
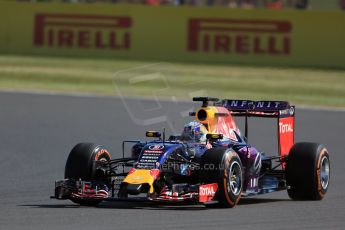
[0,91,344,230]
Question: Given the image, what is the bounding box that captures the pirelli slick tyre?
[65,143,111,206]
[65,143,111,180]
[200,147,243,208]
[286,142,330,200]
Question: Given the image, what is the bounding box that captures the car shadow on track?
[238,198,289,206]
[20,198,290,211]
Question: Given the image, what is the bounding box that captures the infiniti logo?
[148,145,165,150]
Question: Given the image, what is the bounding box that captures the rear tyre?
[286,142,330,200]
[65,143,111,206]
[200,147,243,208]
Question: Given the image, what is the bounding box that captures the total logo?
[279,122,293,134]
[199,183,218,202]
[199,184,217,196]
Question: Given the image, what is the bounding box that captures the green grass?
[0,55,344,108]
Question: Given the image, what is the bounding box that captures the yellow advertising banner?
[0,2,344,68]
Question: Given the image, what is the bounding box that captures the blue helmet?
[181,121,207,142]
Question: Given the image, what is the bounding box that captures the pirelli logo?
[188,18,292,55]
[33,14,132,50]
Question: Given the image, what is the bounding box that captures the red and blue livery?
[52,97,330,208]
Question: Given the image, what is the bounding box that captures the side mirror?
[206,133,223,140]
[146,131,162,138]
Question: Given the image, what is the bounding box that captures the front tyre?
[200,147,243,208]
[64,143,111,206]
[286,142,330,200]
[65,143,111,180]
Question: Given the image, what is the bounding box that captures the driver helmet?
[181,121,208,143]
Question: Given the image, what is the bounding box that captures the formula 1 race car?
[52,97,330,208]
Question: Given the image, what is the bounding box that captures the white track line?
[1,89,344,112]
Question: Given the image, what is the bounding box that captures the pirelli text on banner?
[33,14,132,50]
[187,18,292,55]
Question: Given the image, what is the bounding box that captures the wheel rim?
[320,156,330,190]
[98,157,108,162]
[227,161,242,196]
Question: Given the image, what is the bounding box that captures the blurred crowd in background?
[114,0,309,9]
[16,0,345,10]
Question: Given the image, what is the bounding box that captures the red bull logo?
[188,18,292,55]
[33,14,132,50]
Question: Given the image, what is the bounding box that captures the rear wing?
[219,99,295,157]
[220,100,293,118]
